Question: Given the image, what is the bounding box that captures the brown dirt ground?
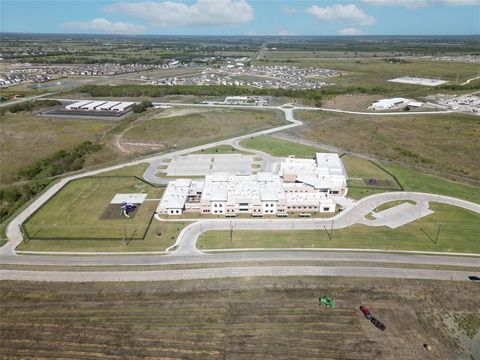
[323,94,381,111]
[0,277,478,359]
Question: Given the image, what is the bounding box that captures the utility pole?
[435,224,442,245]
[230,220,233,242]
[323,225,332,241]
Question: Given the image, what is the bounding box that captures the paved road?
[142,106,299,184]
[171,192,480,256]
[1,266,475,282]
[52,98,455,116]
[2,101,479,282]
[1,105,298,257]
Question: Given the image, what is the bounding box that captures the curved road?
[1,102,479,282]
[171,192,480,256]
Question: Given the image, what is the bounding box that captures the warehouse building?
[65,100,92,110]
[98,101,121,111]
[64,100,135,112]
[367,98,424,111]
[157,153,345,216]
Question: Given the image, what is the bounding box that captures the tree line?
[75,84,387,107]
[0,100,61,115]
[1,141,103,224]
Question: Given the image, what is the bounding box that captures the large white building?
[279,153,348,196]
[157,153,347,216]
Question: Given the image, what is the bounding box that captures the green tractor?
[319,296,336,309]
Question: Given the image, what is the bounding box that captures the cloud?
[61,18,146,34]
[337,27,366,35]
[437,0,480,5]
[362,0,429,8]
[104,0,254,27]
[274,27,295,36]
[281,5,297,14]
[306,4,375,26]
[362,0,479,7]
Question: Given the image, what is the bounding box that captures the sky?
[1,0,479,36]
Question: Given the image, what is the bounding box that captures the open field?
[257,57,480,98]
[294,110,480,183]
[17,219,182,253]
[1,277,478,359]
[240,135,329,158]
[198,203,480,254]
[240,134,479,201]
[18,176,182,252]
[0,112,114,185]
[93,163,150,178]
[122,108,286,152]
[380,162,480,203]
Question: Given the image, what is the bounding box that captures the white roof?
[83,101,107,109]
[66,100,92,109]
[158,179,192,209]
[202,173,286,203]
[110,193,147,204]
[260,188,279,201]
[296,174,345,190]
[112,102,135,111]
[98,101,121,110]
[279,153,347,191]
[257,172,273,182]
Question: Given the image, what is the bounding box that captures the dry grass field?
[122,108,286,153]
[293,110,480,183]
[0,112,114,185]
[1,277,478,359]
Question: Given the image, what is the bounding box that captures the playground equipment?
[121,202,137,218]
[319,296,336,308]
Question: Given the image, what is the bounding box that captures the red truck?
[359,306,372,320]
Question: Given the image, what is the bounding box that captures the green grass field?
[19,176,182,252]
[198,203,480,253]
[380,162,480,203]
[240,135,329,158]
[93,163,150,178]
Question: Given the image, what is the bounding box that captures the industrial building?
[367,98,424,111]
[157,153,346,216]
[64,100,135,112]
